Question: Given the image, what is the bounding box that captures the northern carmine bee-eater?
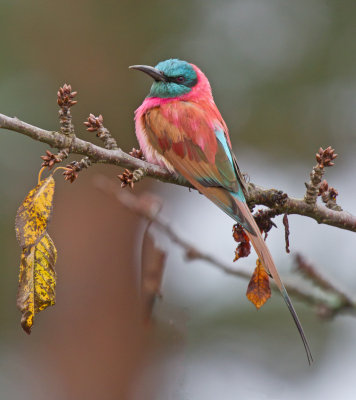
[130,59,313,364]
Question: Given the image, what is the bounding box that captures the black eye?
[176,76,185,83]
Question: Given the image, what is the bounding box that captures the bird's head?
[130,59,210,99]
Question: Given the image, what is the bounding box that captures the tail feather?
[183,183,313,363]
[240,202,313,365]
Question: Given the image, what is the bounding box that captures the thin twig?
[84,113,118,150]
[304,146,338,205]
[295,253,354,313]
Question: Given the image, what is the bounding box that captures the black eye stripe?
[165,75,185,83]
[162,74,198,88]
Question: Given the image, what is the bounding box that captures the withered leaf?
[232,224,248,243]
[282,213,290,254]
[15,176,55,248]
[232,224,251,261]
[141,231,166,323]
[246,259,271,309]
[233,241,251,261]
[17,233,57,334]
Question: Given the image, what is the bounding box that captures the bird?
[130,58,313,364]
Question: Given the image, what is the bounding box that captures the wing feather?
[144,102,245,195]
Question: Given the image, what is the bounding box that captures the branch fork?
[95,176,356,318]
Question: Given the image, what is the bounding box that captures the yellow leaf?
[17,233,57,334]
[246,259,271,309]
[15,176,55,248]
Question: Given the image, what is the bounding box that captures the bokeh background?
[1,0,356,399]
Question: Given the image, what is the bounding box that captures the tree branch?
[0,113,184,185]
[94,175,356,318]
[1,111,356,232]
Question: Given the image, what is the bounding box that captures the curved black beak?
[129,65,167,82]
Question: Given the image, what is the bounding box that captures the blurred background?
[1,0,356,398]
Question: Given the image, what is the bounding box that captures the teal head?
[130,59,198,98]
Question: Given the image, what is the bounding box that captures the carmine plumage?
[130,59,313,364]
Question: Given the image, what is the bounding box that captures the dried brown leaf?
[232,224,251,261]
[246,259,271,309]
